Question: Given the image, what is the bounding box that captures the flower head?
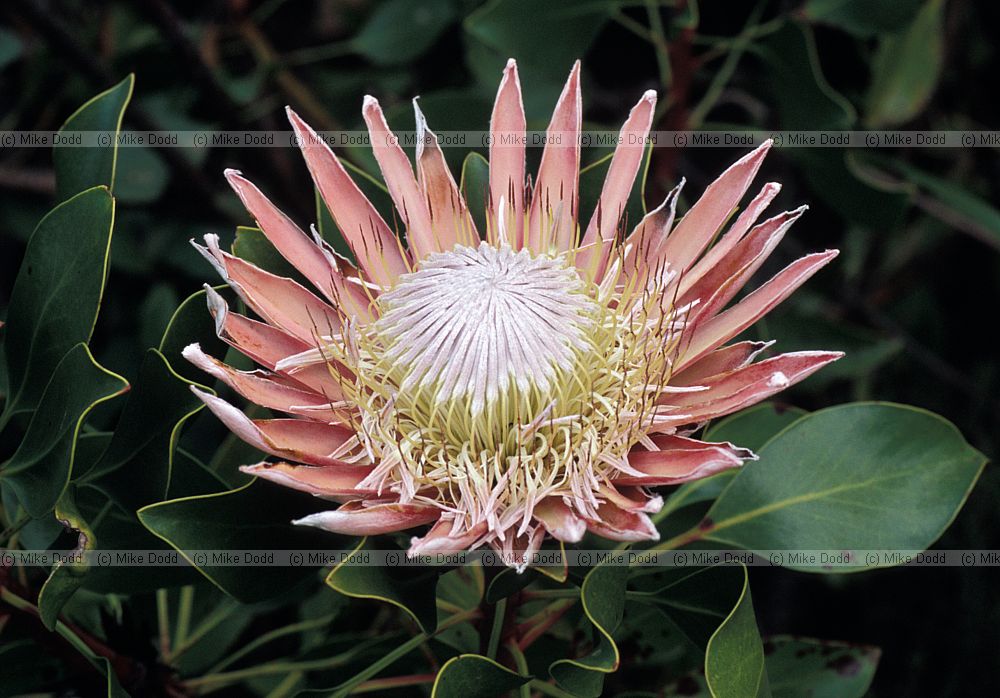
[185,59,841,569]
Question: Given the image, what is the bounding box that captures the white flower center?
[375,242,596,414]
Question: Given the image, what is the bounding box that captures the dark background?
[1,1,998,695]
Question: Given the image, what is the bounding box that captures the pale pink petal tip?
[292,502,440,536]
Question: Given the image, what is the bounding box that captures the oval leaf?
[432,654,530,697]
[0,343,128,517]
[137,480,339,602]
[705,565,769,697]
[702,403,986,570]
[865,0,945,127]
[1,186,116,420]
[326,537,440,633]
[54,75,133,201]
[549,561,628,697]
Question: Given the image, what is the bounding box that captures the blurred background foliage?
[0,0,998,695]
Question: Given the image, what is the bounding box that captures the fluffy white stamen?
[376,242,595,414]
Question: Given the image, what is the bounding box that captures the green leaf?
[113,140,170,204]
[793,149,907,231]
[1,186,115,420]
[660,405,809,520]
[765,636,879,698]
[705,565,769,697]
[857,155,1000,252]
[628,564,743,648]
[762,311,903,387]
[38,490,98,629]
[705,403,810,452]
[464,0,611,106]
[758,22,855,130]
[53,75,133,201]
[460,152,490,236]
[82,349,208,510]
[701,403,986,570]
[484,566,534,604]
[326,537,440,633]
[0,344,128,517]
[232,225,310,287]
[549,562,628,697]
[0,26,24,70]
[432,654,531,697]
[352,0,458,66]
[802,0,923,38]
[865,0,945,127]
[158,286,229,383]
[137,480,338,602]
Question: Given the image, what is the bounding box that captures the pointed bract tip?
[285,106,308,131]
[291,513,325,528]
[642,89,657,102]
[505,57,517,70]
[362,94,379,111]
[223,167,243,179]
[412,96,427,124]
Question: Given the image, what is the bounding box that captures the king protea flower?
[184,59,841,569]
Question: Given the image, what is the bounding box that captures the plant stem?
[264,670,302,698]
[168,598,239,661]
[687,0,767,128]
[329,608,479,698]
[644,0,672,90]
[206,614,338,674]
[516,599,576,651]
[0,587,100,670]
[507,641,531,698]
[173,585,194,652]
[0,514,30,545]
[353,673,437,694]
[156,588,171,658]
[486,598,507,660]
[639,523,708,559]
